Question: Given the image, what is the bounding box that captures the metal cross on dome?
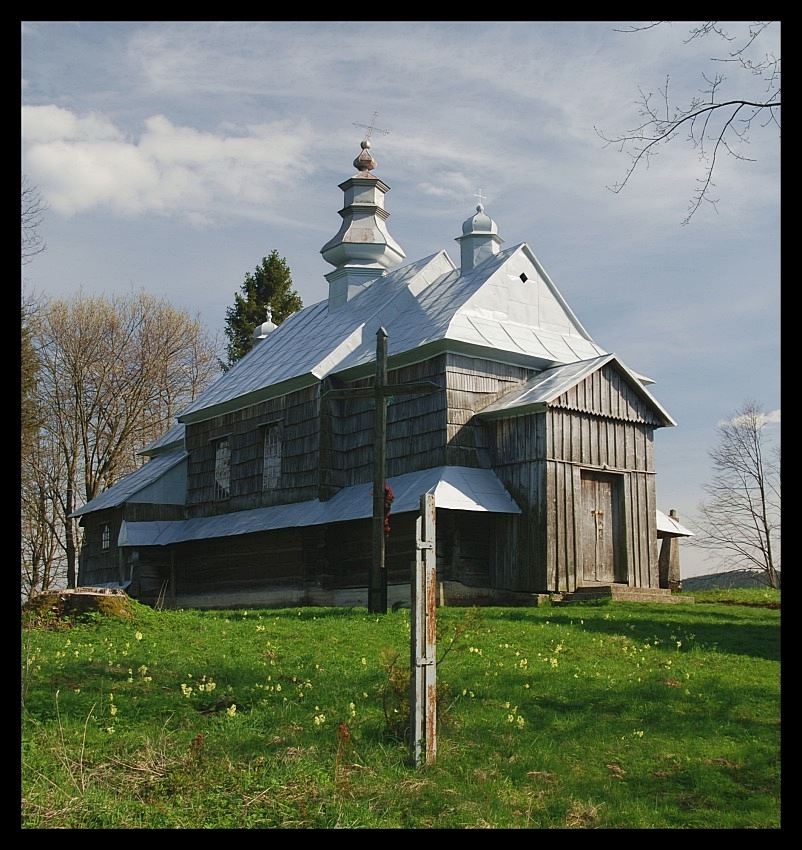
[474,188,487,206]
[353,112,390,142]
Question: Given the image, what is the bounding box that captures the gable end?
[549,362,669,426]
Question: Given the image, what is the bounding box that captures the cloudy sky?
[21,21,780,577]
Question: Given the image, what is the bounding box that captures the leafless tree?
[689,399,780,588]
[23,290,221,592]
[21,422,68,601]
[20,294,65,600]
[596,21,780,225]
[21,175,48,265]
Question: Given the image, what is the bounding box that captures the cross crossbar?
[324,328,441,613]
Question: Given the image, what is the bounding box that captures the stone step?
[559,585,694,605]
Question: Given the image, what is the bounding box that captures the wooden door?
[581,471,623,584]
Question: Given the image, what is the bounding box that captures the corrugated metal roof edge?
[656,509,694,537]
[119,466,521,546]
[476,354,676,427]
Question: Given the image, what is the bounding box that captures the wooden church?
[72,136,691,609]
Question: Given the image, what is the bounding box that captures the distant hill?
[682,570,780,591]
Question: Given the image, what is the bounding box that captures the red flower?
[372,483,394,537]
[383,483,394,537]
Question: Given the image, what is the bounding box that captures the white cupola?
[320,138,406,310]
[455,202,504,273]
[251,307,277,348]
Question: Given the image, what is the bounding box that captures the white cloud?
[22,106,312,220]
[22,104,123,143]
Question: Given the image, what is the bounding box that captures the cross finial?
[474,188,487,209]
[353,112,390,142]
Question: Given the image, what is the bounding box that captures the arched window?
[214,437,231,500]
[102,524,110,550]
[263,425,282,491]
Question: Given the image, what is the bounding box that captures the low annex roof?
[476,354,676,427]
[656,509,694,538]
[117,466,522,547]
[69,450,188,518]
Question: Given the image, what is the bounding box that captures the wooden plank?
[411,492,437,767]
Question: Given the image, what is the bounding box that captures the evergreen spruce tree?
[223,250,303,368]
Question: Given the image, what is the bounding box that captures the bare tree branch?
[688,399,780,587]
[21,175,48,265]
[24,291,221,589]
[597,21,780,225]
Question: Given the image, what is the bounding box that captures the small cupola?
[251,307,277,348]
[455,200,504,273]
[320,135,406,310]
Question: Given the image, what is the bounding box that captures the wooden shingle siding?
[326,358,448,487]
[324,514,419,586]
[77,508,120,585]
[173,528,306,593]
[185,386,320,516]
[134,551,173,599]
[123,503,185,522]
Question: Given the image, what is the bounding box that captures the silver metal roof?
[476,354,676,427]
[656,509,694,538]
[69,450,188,518]
[178,243,608,424]
[117,465,521,547]
[140,422,186,457]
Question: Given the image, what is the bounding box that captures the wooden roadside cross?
[324,328,440,613]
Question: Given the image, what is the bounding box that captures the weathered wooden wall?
[184,384,320,517]
[483,361,661,593]
[486,414,547,592]
[81,351,665,604]
[76,508,119,586]
[171,528,308,592]
[546,362,661,591]
[322,357,448,490]
[77,503,184,587]
[445,353,534,468]
[320,509,496,589]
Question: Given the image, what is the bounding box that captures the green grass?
[21,589,780,829]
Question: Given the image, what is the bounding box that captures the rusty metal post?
[410,492,437,767]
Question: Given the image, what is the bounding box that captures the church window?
[102,524,110,550]
[262,425,282,491]
[214,437,231,500]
